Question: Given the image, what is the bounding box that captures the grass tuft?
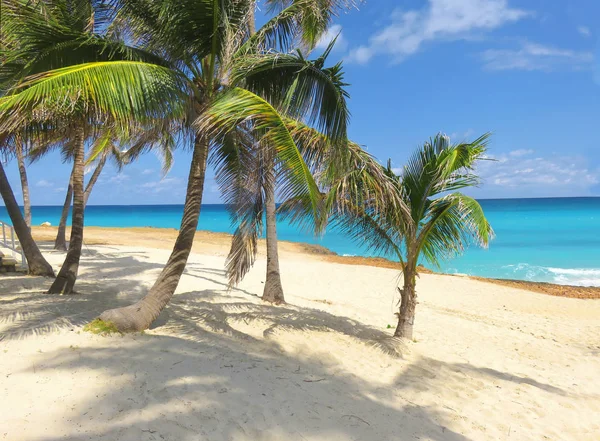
[83,319,122,336]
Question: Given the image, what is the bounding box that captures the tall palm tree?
[14,136,31,227]
[0,0,354,330]
[338,134,494,339]
[221,42,348,305]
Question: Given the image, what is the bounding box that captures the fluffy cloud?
[140,177,183,193]
[578,26,592,38]
[476,150,599,196]
[481,41,594,71]
[348,0,529,64]
[36,180,54,188]
[509,149,534,157]
[108,174,130,184]
[315,25,348,52]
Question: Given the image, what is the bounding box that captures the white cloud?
[36,180,54,188]
[315,25,348,52]
[477,151,599,195]
[108,174,130,184]
[449,129,475,141]
[578,26,591,38]
[481,41,594,71]
[509,149,534,157]
[142,168,155,175]
[348,0,529,64]
[140,177,183,193]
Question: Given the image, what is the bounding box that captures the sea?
[2,197,599,287]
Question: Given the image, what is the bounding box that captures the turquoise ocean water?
[2,197,599,286]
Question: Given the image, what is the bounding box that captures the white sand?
[1,244,599,441]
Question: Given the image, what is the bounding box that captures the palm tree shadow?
[160,289,405,358]
[0,250,163,340]
[15,332,474,441]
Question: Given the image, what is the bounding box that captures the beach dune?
[1,230,599,440]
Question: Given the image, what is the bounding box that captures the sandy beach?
[1,227,600,440]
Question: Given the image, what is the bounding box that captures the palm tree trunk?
[48,129,85,294]
[248,4,256,34]
[15,139,31,228]
[394,263,417,339]
[0,160,55,277]
[98,136,209,332]
[261,165,285,304]
[84,154,106,206]
[54,171,73,251]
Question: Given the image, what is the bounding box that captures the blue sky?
[3,0,600,205]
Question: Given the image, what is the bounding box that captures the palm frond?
[418,193,494,267]
[231,50,349,141]
[0,61,191,133]
[197,87,321,218]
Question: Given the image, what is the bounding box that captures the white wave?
[546,267,600,276]
[503,263,600,287]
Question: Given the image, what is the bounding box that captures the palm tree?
[338,134,494,339]
[0,0,183,293]
[0,156,55,276]
[224,119,406,301]
[0,0,354,330]
[51,129,151,251]
[222,42,348,305]
[14,136,31,227]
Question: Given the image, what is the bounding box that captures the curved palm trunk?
[0,161,55,277]
[261,166,285,304]
[54,172,73,251]
[54,155,105,250]
[98,137,209,332]
[84,155,106,206]
[48,129,85,294]
[394,262,417,339]
[15,139,31,227]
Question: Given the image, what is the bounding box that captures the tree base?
[47,273,76,294]
[393,321,414,340]
[262,278,285,305]
[261,294,286,305]
[98,302,153,333]
[28,264,55,278]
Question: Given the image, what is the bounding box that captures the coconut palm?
[0,148,55,276]
[14,137,32,227]
[0,0,184,293]
[0,0,354,329]
[50,124,173,250]
[224,118,407,301]
[337,134,494,339]
[221,42,348,304]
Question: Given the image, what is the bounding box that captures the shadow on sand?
[1,245,570,440]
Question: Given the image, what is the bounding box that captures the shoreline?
[31,225,600,299]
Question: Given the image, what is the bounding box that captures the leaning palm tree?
[337,134,494,339]
[0,0,184,293]
[0,0,354,330]
[0,145,55,276]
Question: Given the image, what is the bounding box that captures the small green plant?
[386,324,392,329]
[83,319,121,336]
